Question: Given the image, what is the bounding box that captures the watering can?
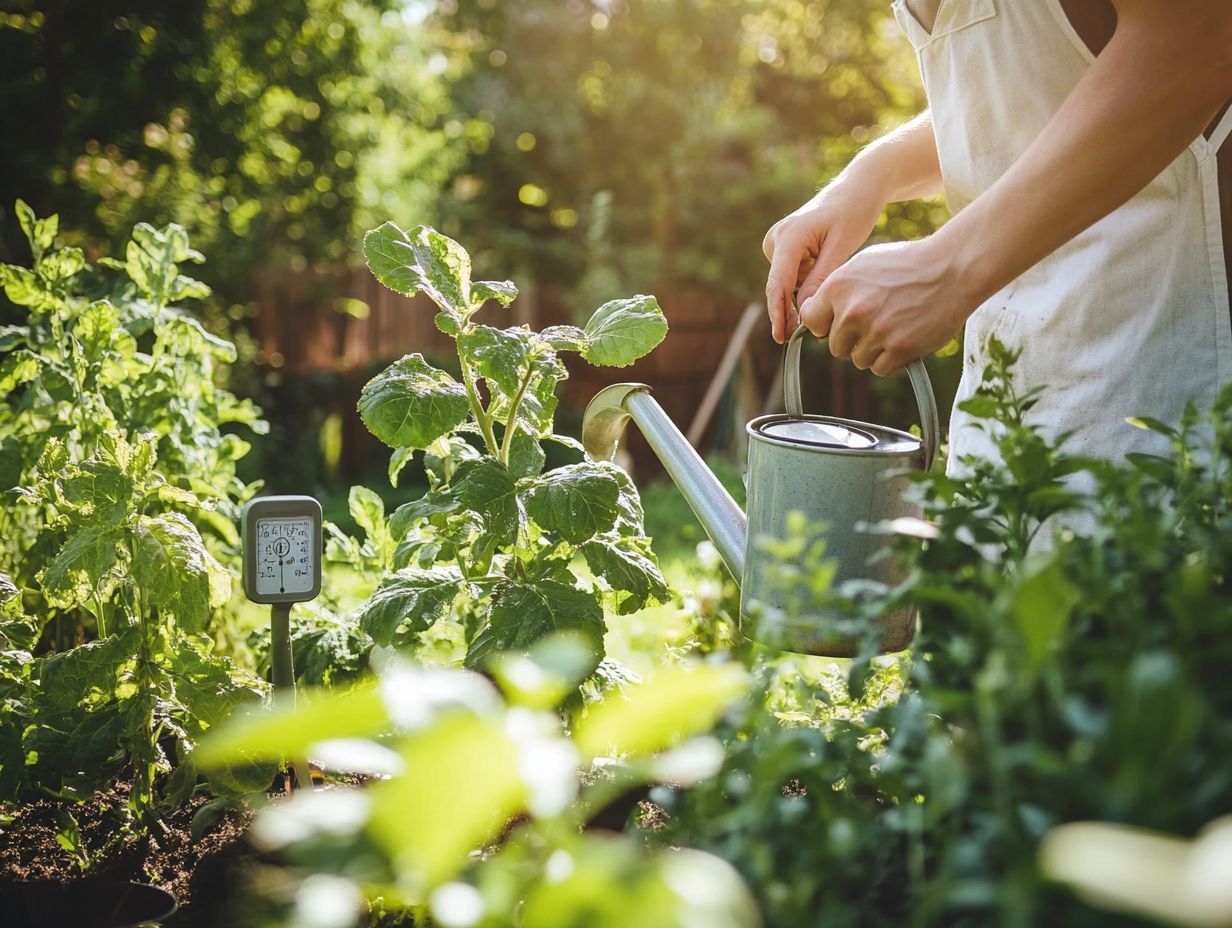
[582,325,939,657]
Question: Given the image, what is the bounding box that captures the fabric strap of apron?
[1213,104,1232,151]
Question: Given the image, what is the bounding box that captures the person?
[762,0,1232,484]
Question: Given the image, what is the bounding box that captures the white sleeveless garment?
[890,0,1232,486]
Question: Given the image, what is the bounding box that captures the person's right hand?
[762,179,888,343]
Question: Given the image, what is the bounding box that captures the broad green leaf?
[1,265,46,307]
[0,349,40,393]
[349,485,386,543]
[389,489,459,541]
[1009,558,1080,670]
[370,712,525,887]
[358,354,469,450]
[165,314,238,362]
[363,222,472,319]
[574,663,748,761]
[196,682,390,768]
[132,513,213,632]
[39,247,85,283]
[540,325,589,353]
[471,279,518,308]
[610,466,647,535]
[55,459,133,527]
[490,355,565,437]
[508,431,546,479]
[74,301,121,362]
[524,463,621,544]
[477,580,605,662]
[168,274,211,302]
[356,566,469,646]
[581,536,670,614]
[38,526,124,610]
[581,295,668,367]
[458,325,533,397]
[453,458,523,546]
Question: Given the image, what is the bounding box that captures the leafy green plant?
[197,633,759,927]
[0,202,271,827]
[647,340,1232,927]
[345,223,671,675]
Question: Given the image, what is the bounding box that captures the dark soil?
[0,780,257,928]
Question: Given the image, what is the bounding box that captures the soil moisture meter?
[241,495,322,789]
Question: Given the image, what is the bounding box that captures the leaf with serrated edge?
[132,513,212,632]
[482,580,604,657]
[458,325,533,397]
[39,526,123,610]
[581,535,669,614]
[389,490,459,540]
[453,458,523,546]
[540,325,589,353]
[358,354,469,450]
[581,295,668,367]
[472,280,518,308]
[356,566,468,646]
[508,432,546,479]
[524,463,620,544]
[362,222,471,318]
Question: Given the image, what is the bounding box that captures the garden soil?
[0,781,256,927]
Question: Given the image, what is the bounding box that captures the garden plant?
[0,202,271,831]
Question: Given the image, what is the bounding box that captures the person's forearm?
[840,110,944,205]
[930,3,1232,307]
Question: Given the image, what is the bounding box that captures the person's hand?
[798,238,979,376]
[762,178,887,344]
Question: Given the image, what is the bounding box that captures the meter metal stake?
[241,495,323,790]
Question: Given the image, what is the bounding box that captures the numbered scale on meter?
[241,496,322,604]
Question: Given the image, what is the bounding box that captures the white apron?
[891,0,1232,492]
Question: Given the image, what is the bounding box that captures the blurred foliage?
[432,0,936,306]
[0,0,479,300]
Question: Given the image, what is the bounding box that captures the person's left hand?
[797,238,980,376]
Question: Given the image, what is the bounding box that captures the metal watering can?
[582,325,939,656]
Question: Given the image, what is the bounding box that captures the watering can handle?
[783,324,939,471]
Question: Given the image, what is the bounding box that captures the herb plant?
[349,223,672,674]
[0,202,271,827]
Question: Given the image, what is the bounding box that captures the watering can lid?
[758,418,879,449]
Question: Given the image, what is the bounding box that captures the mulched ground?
[0,780,258,927]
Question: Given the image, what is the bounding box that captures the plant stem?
[93,590,108,639]
[499,364,536,466]
[457,345,499,457]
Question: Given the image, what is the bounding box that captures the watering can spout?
[582,384,747,580]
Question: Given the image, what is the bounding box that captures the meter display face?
[241,496,322,604]
[254,517,315,597]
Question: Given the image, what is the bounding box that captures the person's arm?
[802,0,1232,375]
[762,110,943,343]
